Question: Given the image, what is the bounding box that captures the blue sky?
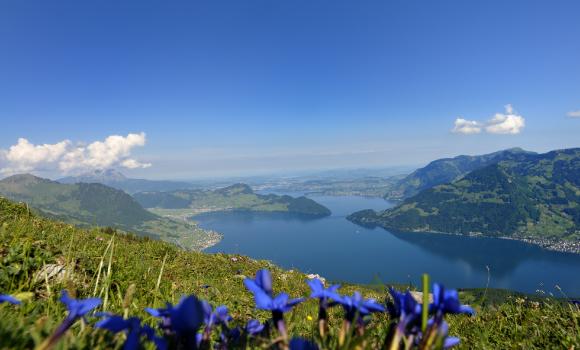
[1,0,579,179]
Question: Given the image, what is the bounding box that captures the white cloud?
[121,158,151,169]
[567,110,580,118]
[0,132,151,176]
[484,104,525,134]
[452,104,525,135]
[452,118,482,134]
[1,138,71,173]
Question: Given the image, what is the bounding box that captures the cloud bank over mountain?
[0,132,151,176]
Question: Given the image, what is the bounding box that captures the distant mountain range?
[58,169,196,194]
[133,183,332,217]
[0,174,219,250]
[385,148,535,200]
[349,148,580,246]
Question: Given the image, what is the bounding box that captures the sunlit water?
[197,194,580,296]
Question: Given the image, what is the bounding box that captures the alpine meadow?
[1,1,579,349]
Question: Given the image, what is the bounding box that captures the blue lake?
[197,195,580,296]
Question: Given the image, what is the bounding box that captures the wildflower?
[244,270,304,314]
[202,302,232,328]
[336,291,385,323]
[37,290,101,350]
[245,269,274,296]
[247,290,304,314]
[306,278,340,337]
[200,301,233,346]
[244,269,304,340]
[335,291,384,345]
[146,295,204,348]
[96,315,166,350]
[60,290,102,320]
[387,287,421,321]
[245,319,265,336]
[384,288,424,349]
[430,284,474,316]
[419,318,460,349]
[289,337,319,350]
[307,278,339,301]
[0,294,21,304]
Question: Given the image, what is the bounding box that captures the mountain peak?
[500,147,533,154]
[216,183,254,195]
[0,173,54,185]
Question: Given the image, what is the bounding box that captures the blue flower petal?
[290,337,319,350]
[444,336,461,349]
[245,319,265,335]
[170,295,204,333]
[0,295,20,305]
[95,315,131,332]
[255,269,273,296]
[60,290,101,319]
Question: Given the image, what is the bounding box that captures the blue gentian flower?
[0,294,21,304]
[244,269,304,340]
[96,315,166,350]
[438,320,461,349]
[430,284,475,316]
[145,296,203,334]
[244,271,304,314]
[384,288,424,348]
[219,327,241,347]
[336,291,385,322]
[387,288,422,322]
[37,291,101,350]
[290,337,319,350]
[244,269,274,296]
[307,279,340,301]
[202,302,232,328]
[252,291,305,313]
[422,318,461,349]
[307,278,340,337]
[245,319,265,336]
[146,295,204,348]
[60,290,102,321]
[200,301,233,346]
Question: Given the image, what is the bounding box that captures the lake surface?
[197,194,580,296]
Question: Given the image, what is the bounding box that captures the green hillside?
[0,197,578,349]
[0,174,219,250]
[349,148,580,245]
[385,148,534,200]
[134,183,332,217]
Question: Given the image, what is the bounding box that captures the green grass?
[0,197,579,349]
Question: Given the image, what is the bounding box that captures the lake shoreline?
[354,220,580,255]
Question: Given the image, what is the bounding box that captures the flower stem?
[318,303,328,338]
[421,273,429,333]
[272,311,288,349]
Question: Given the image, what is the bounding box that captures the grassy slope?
[0,197,578,349]
[351,149,580,240]
[0,175,219,250]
